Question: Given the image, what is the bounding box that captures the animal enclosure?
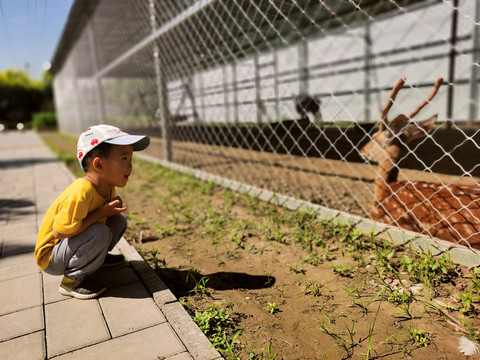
[51,0,480,254]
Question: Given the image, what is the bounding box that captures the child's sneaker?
[59,276,106,300]
[102,253,125,267]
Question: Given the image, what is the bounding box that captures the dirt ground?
[42,133,480,359]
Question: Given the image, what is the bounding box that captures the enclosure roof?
[50,0,431,77]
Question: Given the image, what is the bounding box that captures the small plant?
[379,277,415,319]
[401,250,458,289]
[343,286,369,314]
[471,267,480,294]
[266,302,278,314]
[192,304,241,358]
[316,315,360,358]
[409,325,430,347]
[301,253,321,266]
[374,240,398,273]
[365,303,381,359]
[303,279,322,297]
[146,245,165,270]
[287,262,305,275]
[460,317,480,341]
[188,276,210,296]
[330,263,353,278]
[457,287,480,316]
[248,342,276,360]
[230,227,247,249]
[127,212,138,223]
[260,341,276,360]
[265,228,287,244]
[154,221,177,238]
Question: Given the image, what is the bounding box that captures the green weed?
[193,304,241,358]
[408,325,430,347]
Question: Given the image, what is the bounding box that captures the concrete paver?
[0,273,42,316]
[99,282,167,338]
[0,306,43,342]
[54,324,186,360]
[0,131,221,360]
[43,272,68,304]
[0,331,46,360]
[0,253,38,281]
[91,263,140,288]
[45,298,110,357]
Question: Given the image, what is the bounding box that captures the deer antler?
[380,77,406,130]
[408,77,443,119]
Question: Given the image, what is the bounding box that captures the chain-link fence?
[51,0,480,253]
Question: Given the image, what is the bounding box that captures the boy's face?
[99,145,134,188]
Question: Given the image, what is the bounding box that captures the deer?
[359,77,480,249]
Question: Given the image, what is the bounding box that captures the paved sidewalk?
[0,131,222,360]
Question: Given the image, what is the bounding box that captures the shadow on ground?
[154,267,276,297]
[0,158,58,170]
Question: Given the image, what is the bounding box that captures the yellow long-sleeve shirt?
[34,178,114,270]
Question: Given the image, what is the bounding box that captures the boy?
[34,125,150,299]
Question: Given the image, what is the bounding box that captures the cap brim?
[105,135,150,151]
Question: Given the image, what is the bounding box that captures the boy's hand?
[112,196,124,208]
[103,196,127,216]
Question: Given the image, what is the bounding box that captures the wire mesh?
[52,0,480,250]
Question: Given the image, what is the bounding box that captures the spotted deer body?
[360,77,480,248]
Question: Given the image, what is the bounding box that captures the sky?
[0,0,74,79]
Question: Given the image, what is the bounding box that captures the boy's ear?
[92,157,103,170]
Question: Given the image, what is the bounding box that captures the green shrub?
[32,112,57,131]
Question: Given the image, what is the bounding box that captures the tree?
[0,69,53,128]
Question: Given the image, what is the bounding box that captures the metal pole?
[150,0,171,161]
[198,73,206,122]
[364,19,371,123]
[273,50,280,121]
[446,0,459,128]
[298,39,309,95]
[254,54,262,124]
[469,0,480,125]
[223,65,230,123]
[232,62,239,125]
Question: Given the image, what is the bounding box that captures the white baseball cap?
[77,125,150,170]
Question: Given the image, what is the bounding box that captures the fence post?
[150,0,171,161]
[232,62,239,125]
[469,0,480,125]
[446,0,459,128]
[254,54,263,124]
[198,72,206,123]
[223,65,230,123]
[364,19,372,123]
[273,49,280,121]
[298,38,309,95]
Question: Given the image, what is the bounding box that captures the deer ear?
[404,115,437,141]
[388,115,409,135]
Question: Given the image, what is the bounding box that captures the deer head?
[360,77,443,166]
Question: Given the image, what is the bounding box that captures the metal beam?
[94,0,217,79]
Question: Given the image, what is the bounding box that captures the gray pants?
[44,214,126,281]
